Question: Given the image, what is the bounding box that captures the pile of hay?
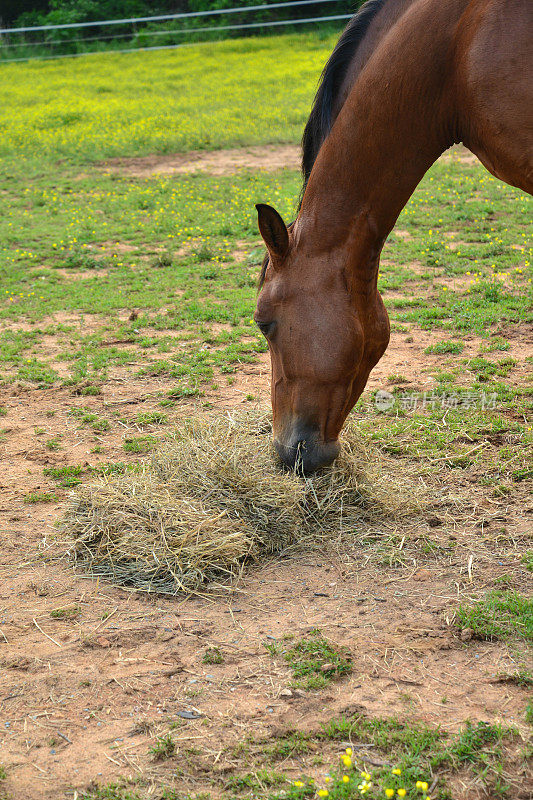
[63,410,423,594]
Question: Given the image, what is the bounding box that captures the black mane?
[301,0,385,192]
[259,0,386,289]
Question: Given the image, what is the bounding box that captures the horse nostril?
[274,430,341,474]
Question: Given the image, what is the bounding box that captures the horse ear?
[256,204,289,262]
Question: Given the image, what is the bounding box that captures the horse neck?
[334,0,420,119]
[299,0,468,290]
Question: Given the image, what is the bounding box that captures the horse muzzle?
[274,421,340,473]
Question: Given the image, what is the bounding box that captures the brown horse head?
[255,203,390,473]
[255,0,532,472]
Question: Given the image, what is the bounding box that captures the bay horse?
[254,0,532,473]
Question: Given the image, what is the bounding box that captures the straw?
[62,410,424,594]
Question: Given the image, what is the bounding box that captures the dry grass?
[62,410,426,594]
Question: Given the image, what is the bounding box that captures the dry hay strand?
[62,410,427,594]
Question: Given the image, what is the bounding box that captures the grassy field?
[0,33,532,800]
[0,33,337,161]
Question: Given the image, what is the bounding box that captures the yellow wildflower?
[385,791,395,799]
[294,781,304,788]
[342,755,352,768]
[392,769,402,776]
[318,791,329,798]
[398,790,407,798]
[342,775,350,784]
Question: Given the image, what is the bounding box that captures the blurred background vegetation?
[0,0,356,60]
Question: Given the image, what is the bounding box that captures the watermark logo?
[375,390,395,411]
[374,389,497,412]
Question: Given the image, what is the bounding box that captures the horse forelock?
[300,0,387,200]
[258,252,270,289]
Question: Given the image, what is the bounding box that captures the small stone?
[320,662,335,672]
[176,710,203,720]
[460,627,473,641]
[280,688,293,697]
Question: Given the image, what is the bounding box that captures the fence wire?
[0,1,351,63]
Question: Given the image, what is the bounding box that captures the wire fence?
[0,1,352,63]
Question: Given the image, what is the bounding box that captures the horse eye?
[256,320,275,338]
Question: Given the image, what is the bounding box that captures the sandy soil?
[100,144,301,178]
[99,144,479,178]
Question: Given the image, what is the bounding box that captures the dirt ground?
[99,143,478,178]
[2,332,532,800]
[100,144,302,178]
[1,145,532,800]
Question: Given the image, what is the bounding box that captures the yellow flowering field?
[0,32,336,161]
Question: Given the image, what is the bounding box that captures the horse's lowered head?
[254,203,390,474]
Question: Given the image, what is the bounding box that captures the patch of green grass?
[441,720,507,767]
[494,574,514,588]
[457,590,533,642]
[267,629,351,691]
[0,407,6,417]
[225,769,286,792]
[77,384,102,396]
[167,385,203,401]
[45,436,62,451]
[92,462,132,476]
[0,765,6,780]
[122,436,157,453]
[91,418,111,432]
[17,358,58,386]
[480,338,510,352]
[24,491,57,503]
[358,409,531,483]
[50,605,81,620]
[135,411,167,425]
[43,464,85,487]
[496,668,532,687]
[262,716,515,799]
[526,700,533,726]
[323,714,443,757]
[78,783,142,800]
[68,407,110,431]
[521,551,533,572]
[467,356,517,381]
[267,731,313,762]
[424,340,464,354]
[150,733,176,761]
[202,647,224,665]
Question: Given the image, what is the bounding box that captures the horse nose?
[274,425,340,474]
[274,437,308,471]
